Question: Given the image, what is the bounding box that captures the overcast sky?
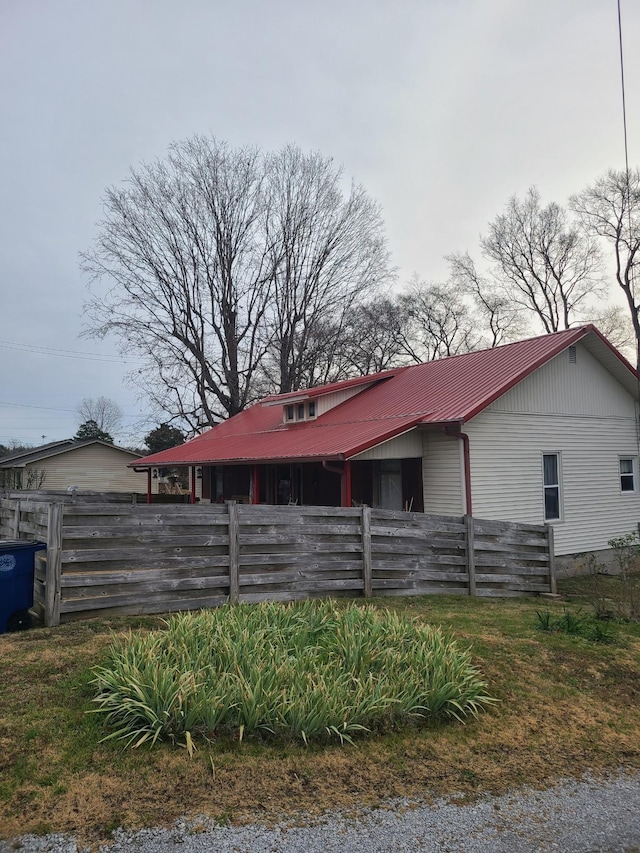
[1,0,639,447]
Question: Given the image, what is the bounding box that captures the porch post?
[343,460,352,508]
[146,469,152,504]
[190,466,197,504]
[252,465,260,504]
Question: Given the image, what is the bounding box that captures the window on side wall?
[619,457,637,493]
[542,453,561,521]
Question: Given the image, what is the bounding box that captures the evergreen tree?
[75,420,114,443]
[144,423,185,454]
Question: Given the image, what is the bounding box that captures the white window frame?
[284,401,316,423]
[619,456,638,494]
[542,452,562,522]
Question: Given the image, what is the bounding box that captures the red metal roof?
[135,326,637,467]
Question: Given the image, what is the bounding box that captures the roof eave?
[130,453,348,468]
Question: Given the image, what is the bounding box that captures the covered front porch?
[186,458,424,512]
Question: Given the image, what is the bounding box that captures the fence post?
[361,506,373,598]
[12,500,20,539]
[465,514,477,596]
[45,502,63,627]
[546,523,557,594]
[227,501,240,604]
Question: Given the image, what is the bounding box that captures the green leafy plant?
[586,619,617,644]
[90,600,496,749]
[535,607,617,643]
[560,608,589,636]
[535,609,556,632]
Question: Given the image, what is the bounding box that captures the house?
[0,439,146,493]
[134,325,640,557]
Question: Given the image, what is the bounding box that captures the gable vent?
[568,345,577,364]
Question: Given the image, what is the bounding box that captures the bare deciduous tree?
[336,299,411,375]
[262,146,393,394]
[586,303,636,359]
[26,468,47,489]
[446,252,528,347]
[82,137,392,428]
[83,137,275,430]
[570,169,640,368]
[76,396,122,435]
[399,278,478,362]
[481,187,603,333]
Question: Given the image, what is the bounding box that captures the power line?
[0,400,142,418]
[0,400,77,413]
[0,340,144,364]
[617,0,631,181]
[617,0,635,307]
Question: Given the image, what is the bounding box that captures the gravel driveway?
[2,771,639,853]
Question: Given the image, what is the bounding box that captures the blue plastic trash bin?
[0,540,46,633]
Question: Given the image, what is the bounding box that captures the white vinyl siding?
[352,428,423,460]
[421,430,464,516]
[467,411,640,555]
[22,445,146,492]
[487,342,636,418]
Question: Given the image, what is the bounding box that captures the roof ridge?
[403,325,594,368]
[259,366,407,404]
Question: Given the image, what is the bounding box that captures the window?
[297,403,305,420]
[285,405,295,421]
[620,457,637,493]
[542,453,561,521]
[308,401,316,418]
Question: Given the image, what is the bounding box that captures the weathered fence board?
[466,513,477,596]
[237,553,361,569]
[372,584,470,598]
[60,566,230,587]
[362,506,373,599]
[0,493,553,625]
[61,593,230,619]
[372,555,468,568]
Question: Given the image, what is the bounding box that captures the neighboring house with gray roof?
[0,439,145,493]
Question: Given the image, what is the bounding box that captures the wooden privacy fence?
[0,496,556,627]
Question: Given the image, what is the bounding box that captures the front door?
[377,460,403,510]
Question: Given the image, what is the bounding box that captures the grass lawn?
[1,588,639,845]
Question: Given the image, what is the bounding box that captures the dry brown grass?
[1,594,639,846]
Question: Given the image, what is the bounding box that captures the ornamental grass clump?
[90,600,495,748]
